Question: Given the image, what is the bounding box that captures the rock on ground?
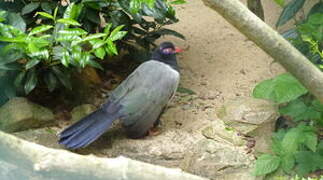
[0,97,55,132]
[217,97,279,153]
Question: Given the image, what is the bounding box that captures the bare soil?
[156,0,285,131]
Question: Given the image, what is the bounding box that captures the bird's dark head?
[151,42,183,71]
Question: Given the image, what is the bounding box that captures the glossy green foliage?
[0,3,128,94]
[1,0,185,55]
[253,73,308,103]
[253,73,322,177]
[0,0,185,95]
[253,125,322,177]
[278,0,323,70]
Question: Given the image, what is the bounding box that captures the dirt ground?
[154,0,285,131]
[163,0,284,107]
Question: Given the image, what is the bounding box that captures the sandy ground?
[161,0,284,109]
[152,0,286,132]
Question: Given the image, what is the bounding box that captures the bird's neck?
[163,59,179,72]
[151,54,179,72]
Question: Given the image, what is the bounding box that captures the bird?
[58,42,182,149]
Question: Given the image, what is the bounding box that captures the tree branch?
[0,131,207,180]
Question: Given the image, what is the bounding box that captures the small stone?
[200,82,208,86]
[240,69,246,75]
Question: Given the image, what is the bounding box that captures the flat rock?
[202,120,245,146]
[0,97,55,132]
[181,139,258,180]
[14,127,61,149]
[217,97,279,153]
[217,97,278,131]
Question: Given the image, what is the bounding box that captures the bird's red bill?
[175,47,184,53]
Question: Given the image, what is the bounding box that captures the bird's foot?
[148,127,161,136]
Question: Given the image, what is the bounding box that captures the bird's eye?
[162,48,174,54]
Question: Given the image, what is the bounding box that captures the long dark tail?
[58,102,122,149]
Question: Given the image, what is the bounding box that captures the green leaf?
[295,151,323,176]
[318,141,323,156]
[52,46,64,60]
[274,0,285,7]
[57,28,87,36]
[253,154,281,176]
[272,131,286,155]
[53,7,58,20]
[27,43,39,54]
[56,34,82,42]
[76,33,107,44]
[52,66,72,90]
[282,127,303,154]
[143,0,155,8]
[0,49,23,64]
[176,87,196,95]
[281,125,317,155]
[57,18,81,26]
[280,98,322,122]
[21,2,40,15]
[63,3,83,20]
[295,107,321,121]
[14,71,26,87]
[44,72,57,92]
[41,2,56,14]
[276,0,305,27]
[7,13,26,32]
[311,99,323,112]
[79,52,90,68]
[109,31,127,41]
[0,11,7,22]
[170,0,186,5]
[279,99,306,117]
[88,60,103,70]
[25,59,40,70]
[304,132,318,152]
[308,13,323,25]
[308,2,323,18]
[0,36,26,43]
[253,73,308,103]
[36,12,54,20]
[109,25,125,40]
[91,39,106,49]
[281,154,295,173]
[106,39,118,55]
[29,49,49,59]
[31,37,50,48]
[94,47,106,59]
[0,63,21,71]
[104,23,112,34]
[130,0,142,14]
[61,51,70,67]
[28,25,53,36]
[24,69,38,94]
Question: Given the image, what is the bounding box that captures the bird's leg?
[148,107,166,136]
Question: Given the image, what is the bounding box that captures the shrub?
[0,0,185,101]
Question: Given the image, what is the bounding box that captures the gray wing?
[108,60,179,138]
